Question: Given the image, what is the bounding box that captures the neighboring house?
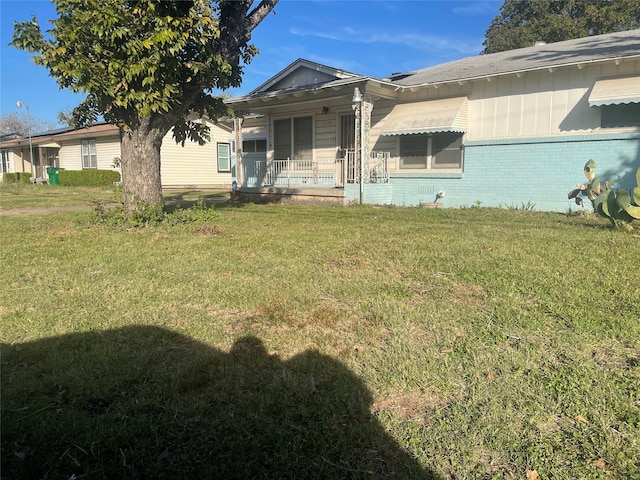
[225,29,640,211]
[0,133,23,178]
[0,121,235,188]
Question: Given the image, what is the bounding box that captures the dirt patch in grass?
[448,282,487,307]
[591,345,640,370]
[373,387,450,421]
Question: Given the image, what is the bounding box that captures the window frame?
[398,132,464,172]
[600,103,640,128]
[273,115,314,161]
[242,138,267,153]
[81,139,97,169]
[1,150,10,174]
[45,148,60,168]
[217,142,231,173]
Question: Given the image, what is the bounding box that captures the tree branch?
[246,0,279,32]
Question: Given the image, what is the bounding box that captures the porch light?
[16,100,35,184]
[351,87,362,105]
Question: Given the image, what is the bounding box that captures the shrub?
[59,169,121,187]
[3,172,33,184]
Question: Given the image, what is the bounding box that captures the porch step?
[237,186,345,205]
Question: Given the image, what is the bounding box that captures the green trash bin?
[46,167,63,185]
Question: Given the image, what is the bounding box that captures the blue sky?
[1,0,502,127]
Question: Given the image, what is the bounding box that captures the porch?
[240,151,391,189]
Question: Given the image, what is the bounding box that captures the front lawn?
[1,202,638,479]
[0,184,119,209]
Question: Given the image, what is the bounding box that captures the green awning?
[380,97,468,136]
[589,76,640,106]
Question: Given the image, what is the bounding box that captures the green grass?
[1,194,639,479]
[0,184,229,210]
[0,184,120,209]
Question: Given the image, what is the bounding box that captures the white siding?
[57,136,121,171]
[161,121,234,187]
[315,115,337,174]
[58,140,81,169]
[269,68,336,91]
[467,59,640,140]
[96,138,121,169]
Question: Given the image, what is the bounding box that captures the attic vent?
[388,72,411,81]
[534,41,547,46]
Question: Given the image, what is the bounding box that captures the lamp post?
[351,87,363,204]
[16,101,35,184]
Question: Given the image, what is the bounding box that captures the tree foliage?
[483,0,640,53]
[11,0,278,211]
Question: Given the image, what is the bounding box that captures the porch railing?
[242,152,390,188]
[343,150,390,184]
[249,159,335,187]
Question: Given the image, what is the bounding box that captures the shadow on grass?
[2,326,439,479]
[162,193,252,213]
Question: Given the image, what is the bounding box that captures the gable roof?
[226,59,376,108]
[249,58,365,94]
[391,29,640,87]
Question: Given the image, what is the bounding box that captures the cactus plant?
[568,159,602,207]
[594,167,640,229]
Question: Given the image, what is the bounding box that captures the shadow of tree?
[2,326,439,479]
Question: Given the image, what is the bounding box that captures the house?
[225,29,640,211]
[0,120,235,189]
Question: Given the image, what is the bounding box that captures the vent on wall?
[419,186,436,195]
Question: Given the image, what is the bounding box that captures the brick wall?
[386,133,639,212]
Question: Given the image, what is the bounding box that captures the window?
[1,150,10,174]
[45,148,59,168]
[601,103,640,128]
[81,139,97,169]
[217,143,231,172]
[399,134,428,168]
[273,116,313,161]
[242,139,267,153]
[399,132,463,170]
[432,133,463,169]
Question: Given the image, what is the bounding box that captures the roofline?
[395,54,640,90]
[0,123,119,149]
[226,76,400,108]
[226,54,640,104]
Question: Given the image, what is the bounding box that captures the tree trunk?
[119,117,169,213]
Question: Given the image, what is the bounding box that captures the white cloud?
[365,31,482,55]
[289,25,481,56]
[289,27,343,41]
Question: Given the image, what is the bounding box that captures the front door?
[337,113,355,186]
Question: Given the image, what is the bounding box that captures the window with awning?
[381,97,467,171]
[588,76,640,106]
[589,76,640,128]
[380,97,468,136]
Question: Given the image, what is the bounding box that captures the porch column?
[361,94,374,186]
[353,95,362,201]
[233,117,244,186]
